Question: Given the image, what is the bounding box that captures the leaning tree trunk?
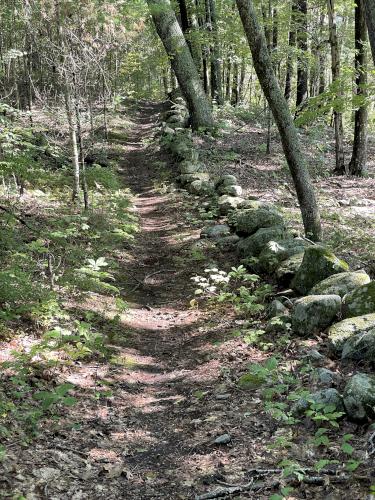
[349,0,368,176]
[147,0,213,129]
[327,0,345,174]
[236,0,322,241]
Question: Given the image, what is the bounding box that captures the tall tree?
[236,0,322,241]
[295,0,308,109]
[284,1,297,101]
[327,0,345,174]
[207,0,224,105]
[363,0,375,63]
[147,0,214,129]
[349,0,368,176]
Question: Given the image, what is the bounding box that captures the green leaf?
[341,442,354,455]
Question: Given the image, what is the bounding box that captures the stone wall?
[159,98,375,422]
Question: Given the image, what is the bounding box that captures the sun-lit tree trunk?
[327,0,345,174]
[147,0,214,129]
[349,0,368,176]
[236,0,322,241]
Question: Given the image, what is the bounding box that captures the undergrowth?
[0,105,138,454]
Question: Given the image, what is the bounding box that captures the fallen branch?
[0,205,35,230]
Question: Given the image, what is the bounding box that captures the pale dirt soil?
[1,103,374,499]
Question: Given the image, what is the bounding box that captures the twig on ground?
[0,205,35,230]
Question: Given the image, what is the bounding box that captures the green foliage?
[192,265,272,317]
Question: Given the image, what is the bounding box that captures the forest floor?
[1,102,375,499]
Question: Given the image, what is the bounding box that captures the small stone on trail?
[305,349,325,363]
[215,394,231,400]
[214,433,231,444]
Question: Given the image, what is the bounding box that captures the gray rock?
[178,172,210,186]
[217,174,237,187]
[265,314,291,334]
[315,368,342,387]
[217,195,245,215]
[237,226,288,258]
[292,388,344,416]
[305,349,325,363]
[327,313,375,354]
[258,238,311,273]
[215,235,241,252]
[187,179,215,195]
[238,199,263,209]
[309,271,370,298]
[218,184,243,197]
[178,161,203,174]
[276,252,304,285]
[343,373,375,421]
[342,281,375,318]
[291,294,342,336]
[229,207,285,236]
[341,328,375,361]
[201,224,231,239]
[267,299,289,318]
[214,433,231,444]
[291,245,349,295]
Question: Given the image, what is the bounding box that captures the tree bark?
[327,0,345,174]
[207,0,224,105]
[349,0,368,176]
[236,0,322,241]
[284,1,297,101]
[363,0,375,64]
[147,0,213,129]
[295,0,308,110]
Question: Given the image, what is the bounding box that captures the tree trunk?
[231,60,239,105]
[295,0,308,110]
[284,2,296,101]
[147,0,213,129]
[327,0,345,174]
[318,14,326,94]
[236,0,322,241]
[207,0,224,105]
[225,56,231,101]
[349,0,368,176]
[363,0,375,64]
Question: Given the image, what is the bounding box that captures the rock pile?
[159,97,375,422]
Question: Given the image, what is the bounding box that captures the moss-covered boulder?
[201,224,231,239]
[342,281,375,318]
[341,328,375,361]
[258,238,311,273]
[216,174,237,187]
[187,179,215,195]
[327,313,375,354]
[275,252,305,285]
[178,172,210,186]
[291,246,349,295]
[218,184,243,197]
[292,388,344,416]
[310,271,370,298]
[291,295,342,336]
[343,373,375,421]
[229,207,285,236]
[215,234,241,252]
[178,161,203,174]
[218,195,245,215]
[237,226,288,258]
